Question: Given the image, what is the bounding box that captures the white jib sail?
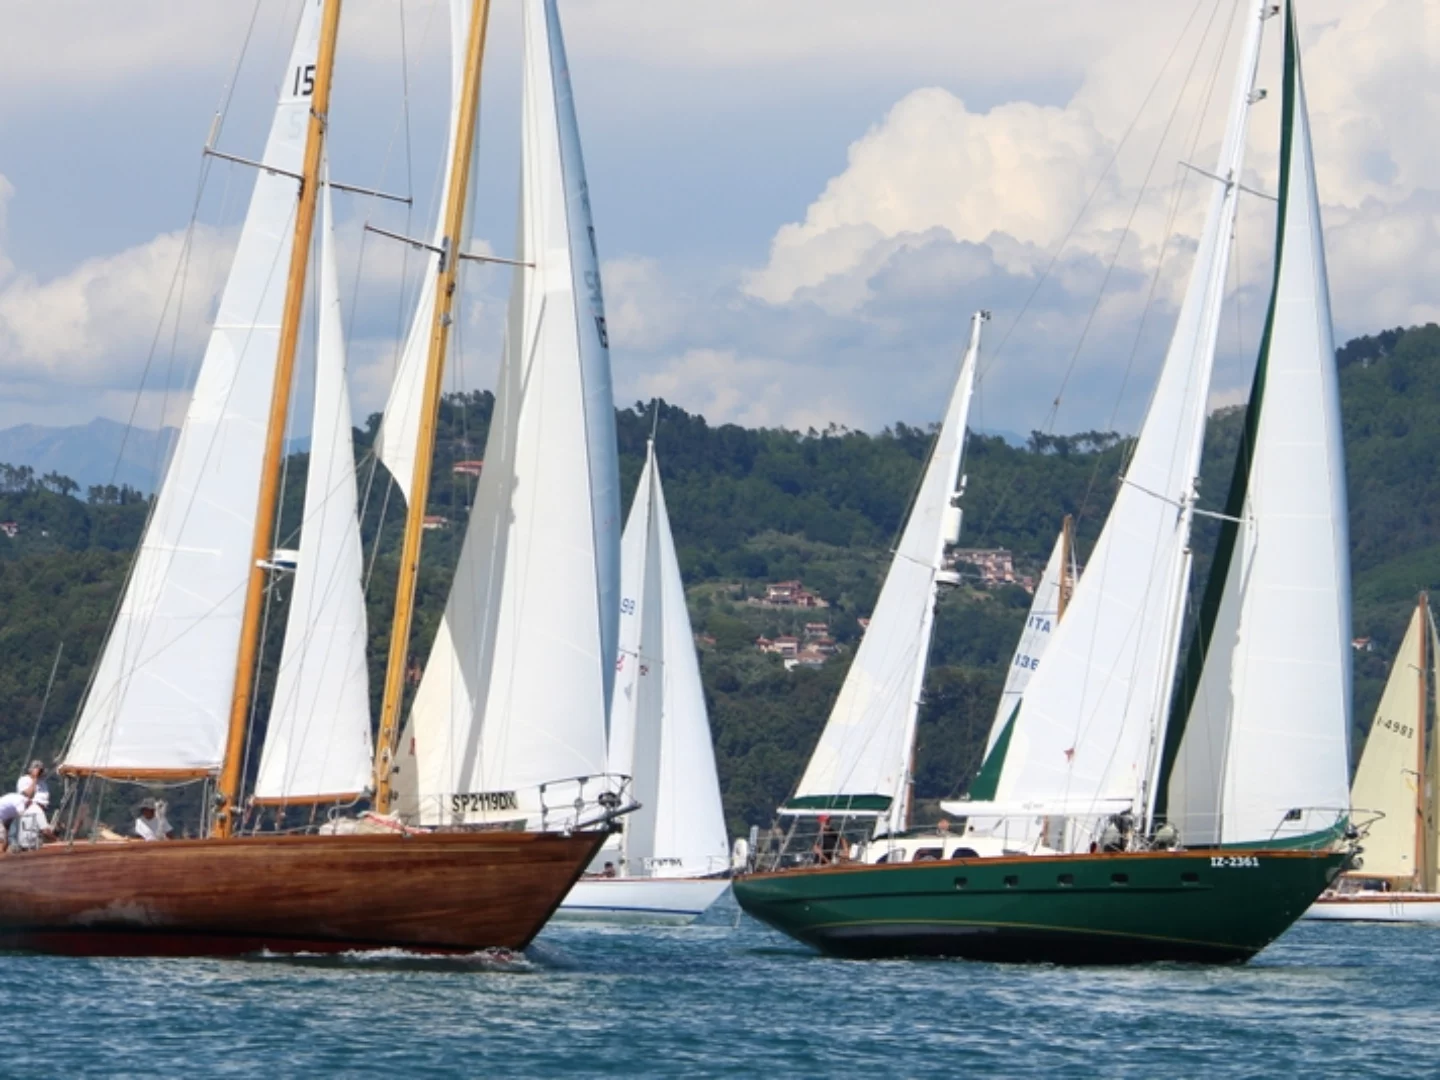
[1345,606,1424,880]
[611,444,729,877]
[791,312,983,835]
[254,174,373,803]
[376,0,470,503]
[63,0,325,775]
[994,1,1269,831]
[1165,6,1352,845]
[982,526,1069,760]
[395,0,620,826]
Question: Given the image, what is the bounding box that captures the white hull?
[556,876,730,925]
[1303,891,1440,924]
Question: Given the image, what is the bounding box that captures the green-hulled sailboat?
[734,0,1353,963]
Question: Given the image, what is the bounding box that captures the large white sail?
[395,0,620,826]
[376,0,470,503]
[790,313,983,835]
[1162,6,1351,846]
[1344,605,1424,880]
[993,1,1269,830]
[254,175,373,803]
[63,1,324,775]
[611,443,729,877]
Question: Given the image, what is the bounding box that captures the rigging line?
[977,0,1210,385]
[24,643,64,771]
[209,0,267,153]
[1069,0,1241,535]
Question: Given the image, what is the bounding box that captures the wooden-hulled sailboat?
[1306,596,1440,922]
[734,0,1352,963]
[0,0,622,957]
[558,437,733,924]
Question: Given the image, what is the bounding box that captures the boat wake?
[247,946,536,973]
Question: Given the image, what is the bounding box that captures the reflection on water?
[1,894,1435,1076]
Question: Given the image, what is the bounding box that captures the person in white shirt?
[15,761,48,810]
[0,790,29,833]
[14,801,54,851]
[134,798,172,841]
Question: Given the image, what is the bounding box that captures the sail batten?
[62,0,326,776]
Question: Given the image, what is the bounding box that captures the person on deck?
[134,798,172,842]
[16,761,48,810]
[0,787,31,848]
[14,799,55,851]
[812,815,849,865]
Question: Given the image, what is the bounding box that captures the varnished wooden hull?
[0,830,608,956]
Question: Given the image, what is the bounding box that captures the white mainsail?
[63,0,324,775]
[610,443,729,877]
[1162,4,1351,846]
[789,312,983,836]
[1345,604,1425,881]
[253,175,373,803]
[376,0,470,503]
[993,1,1269,830]
[394,0,620,826]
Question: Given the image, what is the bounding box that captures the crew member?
[134,798,172,841]
[812,814,849,864]
[16,760,48,810]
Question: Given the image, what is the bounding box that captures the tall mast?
[1057,514,1075,620]
[373,0,492,812]
[215,0,344,838]
[1417,592,1430,890]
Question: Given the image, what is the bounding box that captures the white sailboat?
[1306,596,1440,922]
[758,310,984,857]
[391,0,624,830]
[560,439,732,924]
[966,519,1075,804]
[947,0,1352,853]
[7,0,616,958]
[735,2,1354,964]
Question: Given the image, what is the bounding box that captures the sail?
[1345,606,1424,880]
[376,0,470,502]
[62,0,325,776]
[790,313,982,835]
[253,174,373,803]
[394,0,620,826]
[1161,5,1351,846]
[1427,609,1440,891]
[969,525,1070,801]
[993,2,1268,831]
[612,444,729,877]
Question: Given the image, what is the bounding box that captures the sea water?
[3,896,1434,1076]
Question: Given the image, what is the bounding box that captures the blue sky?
[0,0,1434,437]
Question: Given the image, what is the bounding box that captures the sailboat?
[1306,595,1440,922]
[558,437,733,923]
[0,0,624,956]
[734,0,1352,963]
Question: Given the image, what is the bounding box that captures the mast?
[1418,592,1430,890]
[215,0,344,837]
[373,0,492,812]
[1057,514,1074,620]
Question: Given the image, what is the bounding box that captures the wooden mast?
[1417,592,1431,890]
[1057,514,1075,620]
[372,0,493,813]
[214,0,345,839]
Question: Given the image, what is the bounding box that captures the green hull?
[734,849,1346,963]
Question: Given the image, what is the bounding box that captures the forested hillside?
[0,324,1435,835]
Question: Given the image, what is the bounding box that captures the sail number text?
[452,790,519,814]
[293,64,316,98]
[1210,855,1259,868]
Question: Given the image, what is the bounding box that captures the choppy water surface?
[3,898,1434,1076]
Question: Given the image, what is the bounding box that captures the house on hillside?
[422,514,450,531]
[948,547,1016,586]
[452,460,484,478]
[0,522,18,539]
[754,580,830,609]
[757,635,800,659]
